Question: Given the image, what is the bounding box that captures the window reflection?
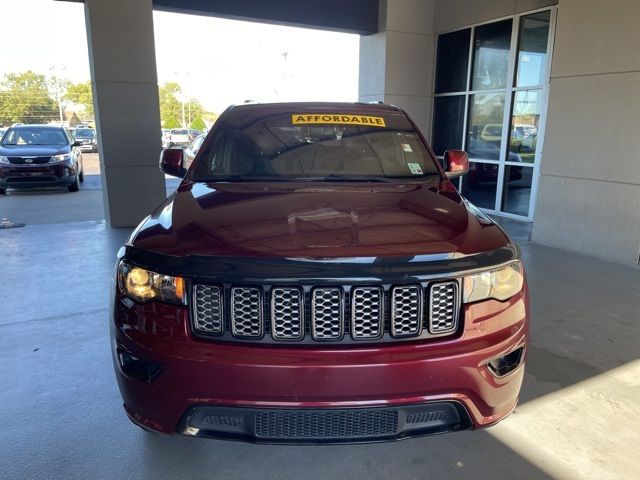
[435,29,471,94]
[510,90,542,163]
[432,95,465,156]
[471,20,513,91]
[501,165,533,216]
[462,161,498,209]
[466,93,505,161]
[516,11,550,87]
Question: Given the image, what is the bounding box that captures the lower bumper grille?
[255,409,398,440]
[180,403,470,443]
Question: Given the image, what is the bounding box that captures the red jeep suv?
[111,102,528,443]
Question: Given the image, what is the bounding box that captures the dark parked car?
[73,127,98,153]
[0,125,85,194]
[111,102,528,443]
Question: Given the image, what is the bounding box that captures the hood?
[0,144,70,157]
[130,179,510,259]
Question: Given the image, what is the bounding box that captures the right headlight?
[463,261,524,303]
[0,155,9,164]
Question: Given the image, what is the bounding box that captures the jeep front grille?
[351,287,383,339]
[231,287,263,337]
[270,288,304,340]
[192,282,461,343]
[311,288,343,340]
[429,282,459,334]
[192,285,223,334]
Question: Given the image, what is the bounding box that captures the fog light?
[117,347,162,383]
[487,347,524,377]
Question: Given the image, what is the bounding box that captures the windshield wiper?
[301,174,396,183]
[200,175,294,182]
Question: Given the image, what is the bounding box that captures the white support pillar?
[84,0,166,228]
[358,0,435,139]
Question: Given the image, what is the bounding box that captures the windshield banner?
[291,114,386,128]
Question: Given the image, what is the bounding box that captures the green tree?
[159,82,183,128]
[64,81,94,119]
[0,71,58,125]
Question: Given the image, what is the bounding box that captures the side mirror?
[443,149,469,179]
[159,148,186,177]
[72,140,83,147]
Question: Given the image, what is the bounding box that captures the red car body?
[111,102,528,443]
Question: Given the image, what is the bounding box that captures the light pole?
[49,65,66,125]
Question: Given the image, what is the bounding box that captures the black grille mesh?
[254,409,399,439]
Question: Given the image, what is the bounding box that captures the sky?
[0,0,360,113]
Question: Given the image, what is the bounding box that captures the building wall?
[531,0,640,266]
[358,0,435,138]
[434,0,557,33]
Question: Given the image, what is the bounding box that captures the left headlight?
[463,261,524,303]
[51,153,71,162]
[117,262,185,304]
[0,155,9,164]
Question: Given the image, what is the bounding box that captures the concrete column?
[84,0,166,228]
[358,0,435,139]
[531,0,640,267]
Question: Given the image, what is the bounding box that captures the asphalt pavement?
[0,154,179,226]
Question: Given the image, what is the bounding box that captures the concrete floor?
[1,219,639,479]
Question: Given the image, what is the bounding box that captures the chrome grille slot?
[192,285,223,334]
[391,286,422,337]
[271,288,303,340]
[311,288,343,340]
[428,282,459,334]
[351,287,383,339]
[231,287,263,337]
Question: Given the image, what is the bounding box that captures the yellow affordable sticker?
[291,114,386,128]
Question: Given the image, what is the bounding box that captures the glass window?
[462,161,498,209]
[516,11,550,87]
[432,95,465,156]
[501,165,533,216]
[509,90,542,163]
[471,20,513,91]
[435,29,471,94]
[466,93,506,161]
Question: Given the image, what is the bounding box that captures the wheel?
[79,169,85,183]
[68,176,80,192]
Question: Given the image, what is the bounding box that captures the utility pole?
[49,65,66,125]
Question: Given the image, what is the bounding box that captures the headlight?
[52,153,71,162]
[117,262,185,304]
[463,261,523,303]
[0,155,9,164]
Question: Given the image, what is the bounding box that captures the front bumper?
[0,162,78,188]
[111,283,528,442]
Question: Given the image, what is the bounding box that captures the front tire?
[68,176,80,192]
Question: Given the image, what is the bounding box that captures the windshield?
[74,128,95,138]
[192,111,440,182]
[1,127,68,146]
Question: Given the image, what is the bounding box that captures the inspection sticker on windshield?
[292,114,386,127]
[407,163,423,175]
[402,143,413,152]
